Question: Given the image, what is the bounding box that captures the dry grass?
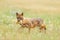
[0,0,60,40]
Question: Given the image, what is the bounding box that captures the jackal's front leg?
[28,27,31,33]
[28,23,33,33]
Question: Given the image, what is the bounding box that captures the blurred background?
[0,0,60,40]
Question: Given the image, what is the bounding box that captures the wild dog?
[16,12,46,32]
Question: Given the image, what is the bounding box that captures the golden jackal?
[16,12,46,32]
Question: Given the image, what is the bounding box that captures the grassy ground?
[0,0,60,40]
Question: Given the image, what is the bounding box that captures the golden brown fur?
[16,12,46,32]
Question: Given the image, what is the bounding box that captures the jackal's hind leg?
[39,24,46,32]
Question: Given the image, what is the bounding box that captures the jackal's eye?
[17,17,19,19]
[17,17,20,22]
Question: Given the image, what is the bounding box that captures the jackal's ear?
[16,12,18,15]
[21,12,23,16]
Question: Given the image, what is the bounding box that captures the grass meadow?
[0,0,60,40]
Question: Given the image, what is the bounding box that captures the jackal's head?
[16,12,23,24]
